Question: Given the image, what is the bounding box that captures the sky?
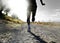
[0,0,60,22]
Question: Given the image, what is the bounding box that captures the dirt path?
[0,23,60,43]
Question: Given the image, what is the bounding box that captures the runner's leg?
[32,6,37,22]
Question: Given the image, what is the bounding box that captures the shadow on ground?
[27,24,47,43]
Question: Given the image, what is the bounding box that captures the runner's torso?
[28,0,37,6]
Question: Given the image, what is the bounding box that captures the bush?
[11,14,19,19]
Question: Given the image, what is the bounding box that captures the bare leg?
[27,10,31,32]
[27,10,31,25]
[32,7,37,22]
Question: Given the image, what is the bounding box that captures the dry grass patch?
[4,15,24,24]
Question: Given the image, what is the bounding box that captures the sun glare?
[7,0,28,21]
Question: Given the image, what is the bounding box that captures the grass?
[28,21,60,28]
[0,15,24,24]
[1,14,60,28]
[32,22,60,28]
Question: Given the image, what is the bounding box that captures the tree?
[4,8,10,15]
[11,14,19,19]
[0,6,5,14]
[0,6,5,19]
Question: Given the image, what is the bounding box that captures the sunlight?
[7,0,28,21]
[6,0,47,22]
[4,0,60,22]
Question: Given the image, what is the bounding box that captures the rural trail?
[0,22,60,43]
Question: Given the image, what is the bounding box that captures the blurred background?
[0,0,60,22]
